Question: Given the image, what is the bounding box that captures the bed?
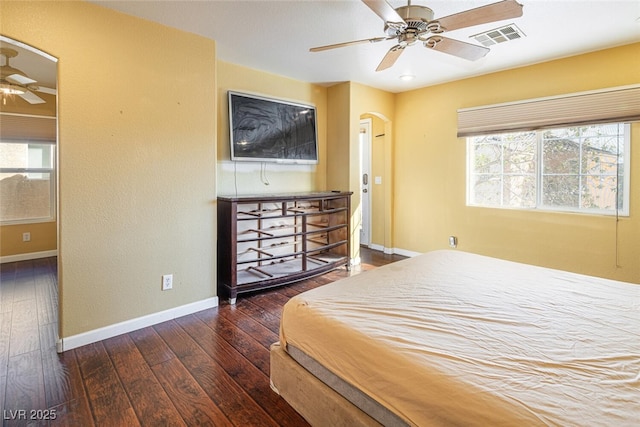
[270,250,640,426]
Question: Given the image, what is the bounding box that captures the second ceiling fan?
[0,47,56,104]
[310,0,524,71]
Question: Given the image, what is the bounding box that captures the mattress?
[279,250,640,426]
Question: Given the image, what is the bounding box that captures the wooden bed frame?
[270,342,383,427]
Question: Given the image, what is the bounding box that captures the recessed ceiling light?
[399,74,415,81]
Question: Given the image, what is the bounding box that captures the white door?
[359,119,371,246]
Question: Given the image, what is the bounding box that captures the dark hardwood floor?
[0,248,405,426]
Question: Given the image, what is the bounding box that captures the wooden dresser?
[217,191,352,303]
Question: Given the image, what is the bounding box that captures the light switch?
[374,176,382,185]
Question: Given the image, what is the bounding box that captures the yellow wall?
[1,1,218,338]
[216,61,327,195]
[393,43,640,283]
[326,83,351,191]
[0,222,57,256]
[327,82,396,260]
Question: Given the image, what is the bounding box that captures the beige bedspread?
[280,250,640,426]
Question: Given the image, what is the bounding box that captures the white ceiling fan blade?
[18,90,46,105]
[30,85,57,95]
[362,0,406,28]
[376,45,405,72]
[310,37,390,52]
[6,73,37,86]
[425,36,490,61]
[436,0,523,32]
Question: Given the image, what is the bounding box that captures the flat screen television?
[228,91,318,164]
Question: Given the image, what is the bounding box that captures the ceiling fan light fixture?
[0,82,25,95]
[399,74,415,81]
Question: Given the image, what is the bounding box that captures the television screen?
[229,91,318,164]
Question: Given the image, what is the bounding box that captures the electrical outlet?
[22,232,31,242]
[162,274,173,291]
[448,236,458,248]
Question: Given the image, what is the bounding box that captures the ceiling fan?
[310,0,524,71]
[0,47,56,105]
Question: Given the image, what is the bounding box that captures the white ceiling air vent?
[471,24,525,47]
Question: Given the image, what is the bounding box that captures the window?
[467,123,629,215]
[0,141,56,223]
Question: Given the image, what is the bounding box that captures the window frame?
[466,123,631,216]
[0,139,57,225]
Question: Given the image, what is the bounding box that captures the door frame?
[359,118,372,247]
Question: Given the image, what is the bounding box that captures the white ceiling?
[88,0,640,93]
[6,1,640,94]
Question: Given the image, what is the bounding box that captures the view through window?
[0,141,55,223]
[467,123,629,215]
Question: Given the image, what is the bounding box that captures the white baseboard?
[364,244,421,258]
[367,243,385,252]
[0,250,58,263]
[393,248,422,258]
[57,297,219,353]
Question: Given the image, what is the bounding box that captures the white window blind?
[457,85,640,137]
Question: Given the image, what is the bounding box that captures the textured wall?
[1,0,218,337]
[394,43,640,283]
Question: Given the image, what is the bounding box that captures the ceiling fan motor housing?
[310,0,523,72]
[385,5,434,36]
